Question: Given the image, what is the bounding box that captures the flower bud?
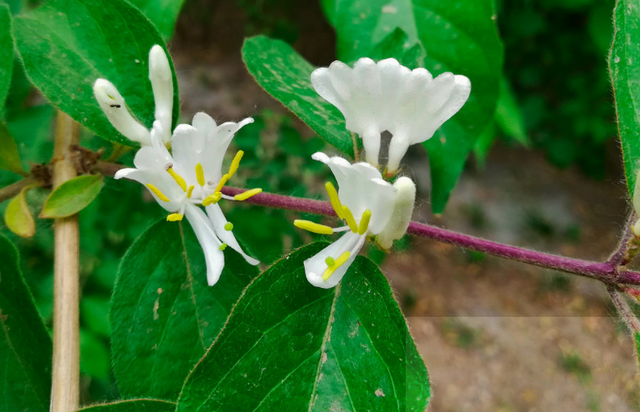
[376,176,416,250]
[93,78,150,145]
[148,45,173,144]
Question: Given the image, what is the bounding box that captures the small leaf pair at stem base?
[0,234,52,411]
[40,175,104,219]
[176,243,430,411]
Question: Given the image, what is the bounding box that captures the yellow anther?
[224,222,234,231]
[294,220,334,235]
[202,192,222,206]
[358,209,372,235]
[322,251,351,281]
[166,167,187,192]
[146,184,170,202]
[228,150,244,177]
[219,243,228,251]
[214,174,230,194]
[195,163,205,186]
[186,185,194,199]
[342,206,358,233]
[325,257,335,266]
[166,213,183,222]
[234,188,262,201]
[325,182,344,219]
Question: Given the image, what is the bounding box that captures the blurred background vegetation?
[0,0,626,405]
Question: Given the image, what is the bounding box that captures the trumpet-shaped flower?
[311,58,471,173]
[115,114,261,286]
[93,45,174,146]
[294,152,413,288]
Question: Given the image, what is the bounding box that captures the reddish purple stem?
[222,186,640,286]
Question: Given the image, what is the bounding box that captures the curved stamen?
[166,213,183,222]
[358,209,371,235]
[342,206,358,233]
[202,192,222,206]
[166,167,187,192]
[195,163,205,186]
[146,183,170,202]
[322,251,351,281]
[294,220,334,235]
[325,182,344,219]
[234,188,262,201]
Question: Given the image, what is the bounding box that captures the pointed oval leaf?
[0,234,52,411]
[0,121,26,175]
[242,36,356,158]
[77,399,176,412]
[4,186,35,237]
[111,219,259,400]
[610,0,640,197]
[177,243,430,412]
[41,175,104,219]
[12,0,179,147]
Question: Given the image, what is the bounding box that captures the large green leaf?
[111,219,259,401]
[332,0,503,212]
[610,0,640,197]
[242,36,356,158]
[12,0,179,147]
[0,5,12,110]
[77,399,176,412]
[41,175,104,218]
[0,234,52,412]
[177,243,430,411]
[129,0,187,40]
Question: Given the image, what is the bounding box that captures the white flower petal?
[93,79,150,145]
[184,205,225,286]
[132,122,171,171]
[376,176,416,249]
[205,204,259,266]
[149,45,174,144]
[170,124,202,187]
[114,168,182,212]
[304,231,366,289]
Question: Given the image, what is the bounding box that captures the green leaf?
[80,330,110,381]
[111,219,259,400]
[81,296,111,337]
[77,399,176,412]
[473,122,496,168]
[41,175,104,218]
[242,36,356,158]
[367,28,426,69]
[177,243,430,411]
[12,0,179,147]
[332,0,503,212]
[320,0,338,27]
[128,0,187,40]
[610,0,640,197]
[4,186,35,237]
[0,234,52,411]
[0,5,13,110]
[494,77,530,146]
[0,121,26,175]
[635,332,640,367]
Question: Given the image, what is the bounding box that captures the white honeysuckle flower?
[311,57,471,173]
[376,176,416,250]
[115,114,261,286]
[93,45,173,146]
[294,152,399,288]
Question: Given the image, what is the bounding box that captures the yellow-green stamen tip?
[224,222,234,231]
[166,213,183,222]
[219,243,227,251]
[146,183,170,202]
[195,163,205,186]
[214,174,230,194]
[166,167,187,192]
[325,257,336,266]
[342,205,358,233]
[234,188,262,201]
[229,150,244,177]
[325,182,344,219]
[202,192,222,206]
[358,209,372,235]
[294,220,334,235]
[322,251,351,281]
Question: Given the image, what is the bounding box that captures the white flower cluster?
[294,58,469,288]
[95,47,469,289]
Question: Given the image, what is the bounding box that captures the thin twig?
[93,161,640,286]
[609,286,640,333]
[608,212,636,266]
[0,176,39,203]
[50,112,80,412]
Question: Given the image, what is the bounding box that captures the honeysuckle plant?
[3,1,640,412]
